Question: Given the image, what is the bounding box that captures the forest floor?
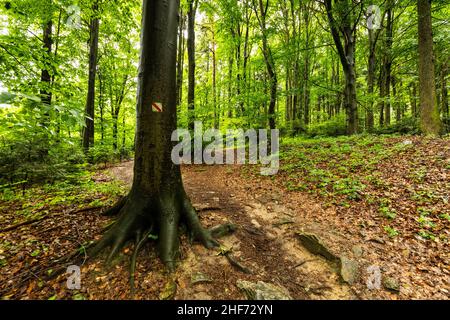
[0,135,449,300]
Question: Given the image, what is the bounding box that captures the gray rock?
[352,245,364,258]
[402,140,413,146]
[192,292,213,300]
[237,280,292,300]
[296,232,339,263]
[367,237,385,244]
[191,273,212,285]
[340,257,359,285]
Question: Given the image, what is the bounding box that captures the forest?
[0,0,448,301]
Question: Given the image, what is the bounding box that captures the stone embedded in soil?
[352,245,364,258]
[256,195,271,205]
[191,273,213,285]
[251,219,261,228]
[383,277,400,293]
[236,280,292,300]
[339,257,359,285]
[192,292,213,300]
[296,232,339,263]
[159,280,177,300]
[273,217,295,228]
[367,237,385,244]
[402,140,413,146]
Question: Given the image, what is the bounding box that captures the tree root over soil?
[87,191,236,296]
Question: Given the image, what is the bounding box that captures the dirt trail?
[109,162,356,300]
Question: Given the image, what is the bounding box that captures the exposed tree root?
[130,229,152,298]
[101,196,127,217]
[225,253,253,274]
[209,223,237,239]
[87,191,237,295]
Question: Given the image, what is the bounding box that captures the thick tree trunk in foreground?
[417,0,442,135]
[83,2,100,152]
[91,0,216,271]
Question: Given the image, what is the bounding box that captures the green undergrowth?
[0,169,128,226]
[261,134,449,242]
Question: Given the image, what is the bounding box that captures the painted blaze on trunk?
[91,0,218,271]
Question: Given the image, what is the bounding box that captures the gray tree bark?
[83,2,100,152]
[91,0,217,271]
[417,0,442,135]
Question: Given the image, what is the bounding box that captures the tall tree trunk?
[379,66,385,126]
[302,2,312,126]
[289,0,300,122]
[121,110,126,157]
[331,56,337,118]
[417,0,442,135]
[234,25,243,116]
[367,32,376,131]
[303,57,310,126]
[91,0,218,271]
[409,82,418,118]
[344,55,358,134]
[99,70,104,143]
[393,76,401,122]
[111,76,128,151]
[254,0,277,130]
[292,60,299,120]
[366,19,383,131]
[112,112,119,151]
[212,40,217,128]
[40,8,53,151]
[227,56,233,118]
[317,95,322,123]
[335,57,341,116]
[285,65,291,122]
[53,8,62,139]
[187,0,197,131]
[325,0,359,134]
[176,10,185,106]
[382,2,394,126]
[83,2,100,152]
[441,62,449,117]
[242,1,251,115]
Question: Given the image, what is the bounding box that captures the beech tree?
[187,0,198,130]
[324,0,363,135]
[82,1,100,152]
[417,0,442,136]
[90,0,221,270]
[253,0,277,130]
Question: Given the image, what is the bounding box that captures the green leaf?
[30,249,41,257]
[148,234,158,240]
[72,293,86,300]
